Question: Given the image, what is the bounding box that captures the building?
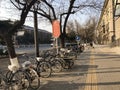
[15,25,52,44]
[96,0,120,45]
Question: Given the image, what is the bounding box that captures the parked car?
[0,45,8,56]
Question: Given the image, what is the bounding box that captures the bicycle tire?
[26,68,40,90]
[5,70,13,80]
[11,69,30,90]
[0,77,6,90]
[56,58,66,69]
[68,60,74,69]
[37,62,52,78]
[63,59,74,69]
[51,60,62,73]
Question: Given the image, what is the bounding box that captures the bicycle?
[44,49,74,70]
[0,69,30,90]
[6,57,40,90]
[22,53,52,78]
[56,48,75,69]
[21,61,40,90]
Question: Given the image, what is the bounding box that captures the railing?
[14,44,51,48]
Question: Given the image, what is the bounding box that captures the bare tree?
[84,17,97,42]
[66,16,98,43]
[37,0,103,47]
[0,0,38,71]
[10,0,103,47]
[66,21,76,42]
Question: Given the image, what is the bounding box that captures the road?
[0,45,120,90]
[0,44,52,70]
[39,45,120,90]
[15,44,51,54]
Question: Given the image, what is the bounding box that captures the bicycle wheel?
[26,68,40,90]
[0,77,6,90]
[68,52,77,60]
[0,70,18,90]
[58,58,66,69]
[37,62,52,78]
[5,70,13,80]
[11,70,30,90]
[51,60,62,73]
[63,59,73,69]
[68,60,74,69]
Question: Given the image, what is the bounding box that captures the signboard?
[52,20,60,38]
[17,31,25,36]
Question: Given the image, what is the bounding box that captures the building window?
[115,0,120,16]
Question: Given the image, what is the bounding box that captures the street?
[15,44,51,54]
[0,45,120,90]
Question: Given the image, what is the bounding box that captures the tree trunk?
[60,34,65,48]
[4,35,20,71]
[4,35,16,58]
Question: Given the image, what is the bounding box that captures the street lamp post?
[34,7,39,57]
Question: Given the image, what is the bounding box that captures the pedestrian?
[90,42,94,48]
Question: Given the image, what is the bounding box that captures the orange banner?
[52,20,60,38]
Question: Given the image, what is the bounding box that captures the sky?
[0,0,52,32]
[0,0,103,33]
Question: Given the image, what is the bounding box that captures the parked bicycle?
[0,69,30,90]
[6,54,41,90]
[43,50,63,73]
[47,48,75,69]
[22,53,52,78]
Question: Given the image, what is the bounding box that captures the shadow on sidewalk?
[40,81,84,90]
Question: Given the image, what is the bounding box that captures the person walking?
[90,42,94,48]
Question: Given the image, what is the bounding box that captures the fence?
[14,44,50,48]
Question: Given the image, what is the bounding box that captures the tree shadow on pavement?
[40,81,84,90]
[93,53,120,61]
[51,64,98,78]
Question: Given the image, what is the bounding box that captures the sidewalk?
[40,45,120,90]
[110,46,120,55]
[94,44,120,55]
[93,45,120,90]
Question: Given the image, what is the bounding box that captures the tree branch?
[62,0,76,35]
[9,0,38,34]
[29,9,52,23]
[41,0,57,20]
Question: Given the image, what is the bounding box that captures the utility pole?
[34,7,39,57]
